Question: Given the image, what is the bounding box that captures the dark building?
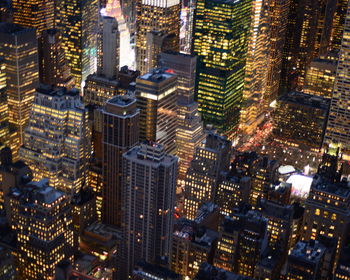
[133,261,181,280]
[102,95,139,227]
[195,263,253,280]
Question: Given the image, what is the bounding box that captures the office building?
[215,175,251,216]
[136,0,180,74]
[9,179,74,280]
[145,31,178,73]
[324,5,350,155]
[303,55,337,99]
[301,174,350,265]
[102,95,139,227]
[57,0,98,89]
[184,133,231,220]
[39,29,74,89]
[0,0,12,23]
[330,0,348,50]
[171,219,218,279]
[249,156,278,207]
[158,52,205,181]
[12,0,54,38]
[83,16,120,107]
[121,142,177,278]
[272,91,330,151]
[193,0,251,138]
[135,68,178,154]
[285,240,329,280]
[334,245,350,280]
[240,0,270,134]
[0,23,39,145]
[20,85,91,195]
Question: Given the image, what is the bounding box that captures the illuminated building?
[334,245,350,280]
[87,160,103,222]
[317,146,342,183]
[215,176,251,216]
[84,16,120,107]
[240,0,270,135]
[0,23,39,145]
[301,175,350,266]
[121,142,177,278]
[330,0,348,50]
[145,31,178,73]
[195,263,253,280]
[249,156,278,207]
[324,6,350,155]
[20,85,91,195]
[133,261,181,280]
[9,179,74,280]
[285,240,335,280]
[136,0,180,74]
[0,246,15,280]
[135,68,178,154]
[180,0,196,54]
[234,211,268,277]
[0,0,12,23]
[303,55,337,99]
[183,133,231,220]
[102,95,139,227]
[57,0,98,89]
[39,29,74,89]
[213,211,268,276]
[158,52,205,181]
[12,0,54,38]
[272,91,330,151]
[193,0,251,138]
[171,219,218,279]
[71,188,96,246]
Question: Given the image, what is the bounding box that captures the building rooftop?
[138,68,175,84]
[36,84,80,97]
[195,263,252,280]
[289,240,326,265]
[133,261,181,279]
[0,22,34,35]
[107,94,135,107]
[311,174,350,198]
[279,91,330,110]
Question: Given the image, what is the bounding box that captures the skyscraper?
[193,0,252,139]
[135,68,178,154]
[136,0,180,74]
[183,133,231,220]
[57,0,98,89]
[9,179,74,280]
[38,29,74,88]
[20,85,91,194]
[121,142,178,278]
[84,16,120,107]
[12,0,55,38]
[0,23,39,145]
[102,95,139,227]
[158,52,205,182]
[324,4,350,155]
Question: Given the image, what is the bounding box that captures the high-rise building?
[324,5,350,155]
[20,85,91,195]
[240,0,270,135]
[285,240,330,280]
[158,52,205,182]
[249,156,278,207]
[334,245,350,280]
[102,95,139,227]
[272,91,330,151]
[193,0,252,139]
[303,54,338,99]
[84,16,120,107]
[330,0,348,50]
[97,16,120,79]
[9,179,74,280]
[301,174,350,265]
[171,219,218,279]
[135,0,180,74]
[12,0,55,38]
[38,29,74,89]
[0,23,39,145]
[57,0,98,89]
[135,68,178,154]
[0,246,15,280]
[121,142,178,278]
[183,133,231,220]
